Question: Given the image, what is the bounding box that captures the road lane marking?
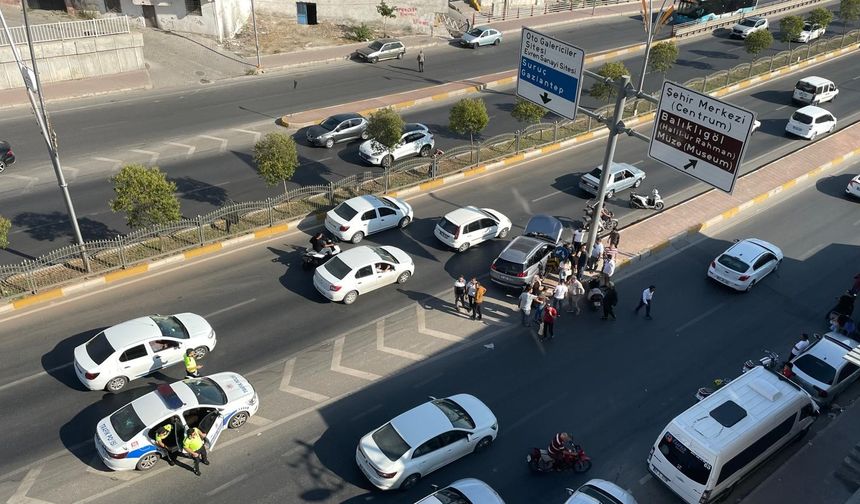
[165,142,196,157]
[853,217,860,226]
[204,298,256,318]
[639,473,653,485]
[197,135,229,152]
[675,302,726,333]
[0,362,73,393]
[532,185,577,203]
[8,465,53,503]
[776,105,788,110]
[350,404,382,421]
[411,372,444,389]
[91,157,123,170]
[231,128,262,142]
[331,337,381,381]
[507,392,567,432]
[416,306,463,341]
[205,474,249,496]
[279,358,330,402]
[798,242,827,260]
[376,319,424,361]
[130,149,159,165]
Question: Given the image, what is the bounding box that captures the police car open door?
[198,410,227,451]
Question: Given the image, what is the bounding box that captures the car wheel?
[105,376,128,393]
[397,271,412,284]
[382,155,394,168]
[472,42,479,49]
[228,411,249,429]
[419,145,431,157]
[493,38,500,46]
[457,242,471,252]
[655,201,665,211]
[0,161,5,173]
[135,452,160,471]
[343,290,359,305]
[324,138,334,149]
[474,436,494,452]
[400,474,420,491]
[810,131,817,141]
[573,458,593,473]
[605,189,615,199]
[396,51,403,59]
[192,346,209,360]
[369,57,378,64]
[633,178,642,188]
[350,231,364,244]
[498,227,510,238]
[745,280,757,292]
[398,216,411,228]
[360,130,369,140]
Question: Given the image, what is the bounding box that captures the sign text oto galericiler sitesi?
[516,27,584,121]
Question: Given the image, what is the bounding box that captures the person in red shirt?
[782,362,795,379]
[542,304,559,340]
[548,432,571,462]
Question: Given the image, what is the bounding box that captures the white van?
[647,367,818,503]
[792,76,838,105]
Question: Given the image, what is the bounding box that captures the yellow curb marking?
[781,179,797,190]
[431,93,450,101]
[12,288,63,309]
[255,224,291,239]
[395,100,415,109]
[464,166,486,177]
[753,193,770,204]
[104,264,149,283]
[504,153,525,164]
[184,243,223,259]
[648,241,671,254]
[419,179,445,191]
[721,207,740,219]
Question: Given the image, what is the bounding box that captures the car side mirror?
[427,395,436,400]
[566,488,576,496]
[430,484,439,491]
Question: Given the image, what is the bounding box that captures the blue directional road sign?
[517,27,585,120]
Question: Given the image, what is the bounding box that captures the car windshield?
[86,332,115,365]
[150,315,190,339]
[740,19,757,26]
[319,117,340,131]
[332,202,358,221]
[430,487,471,504]
[322,256,352,280]
[368,41,383,50]
[467,28,484,36]
[183,377,228,405]
[587,166,603,178]
[791,112,814,124]
[658,432,711,485]
[796,81,817,93]
[803,22,814,30]
[493,258,525,275]
[373,196,399,209]
[577,484,624,504]
[437,217,459,235]
[109,403,146,442]
[372,246,400,264]
[717,254,749,273]
[432,398,476,429]
[477,209,499,221]
[794,354,837,385]
[372,423,410,461]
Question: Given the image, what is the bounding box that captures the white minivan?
[647,367,818,504]
[792,76,838,105]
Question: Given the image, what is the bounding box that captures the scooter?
[741,350,780,374]
[302,234,342,271]
[588,287,604,311]
[527,444,592,474]
[583,214,618,234]
[629,191,664,210]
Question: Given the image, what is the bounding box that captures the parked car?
[355,394,498,490]
[790,331,860,405]
[490,214,564,288]
[324,194,413,243]
[459,26,503,48]
[434,206,512,252]
[794,22,825,42]
[707,238,783,292]
[306,113,369,148]
[359,123,435,168]
[785,105,836,140]
[579,162,646,198]
[792,76,838,105]
[565,479,639,504]
[313,245,414,304]
[73,313,217,392]
[0,140,14,172]
[730,16,768,39]
[846,174,860,199]
[414,478,505,503]
[355,38,406,63]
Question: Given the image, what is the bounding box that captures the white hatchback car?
[356,394,498,491]
[359,123,435,168]
[325,195,413,244]
[73,313,216,392]
[785,105,836,140]
[846,174,860,199]
[434,206,512,252]
[707,238,783,291]
[790,332,860,405]
[415,478,505,503]
[94,373,258,471]
[565,479,639,504]
[313,245,414,304]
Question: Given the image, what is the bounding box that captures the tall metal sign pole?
[250,0,261,69]
[1,3,90,272]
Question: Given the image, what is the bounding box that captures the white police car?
[94,373,258,471]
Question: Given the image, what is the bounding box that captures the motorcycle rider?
[310,232,335,256]
[548,432,574,464]
[648,188,660,207]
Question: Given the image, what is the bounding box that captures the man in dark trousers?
[183,427,210,476]
[417,50,425,72]
[635,285,655,320]
[601,282,618,320]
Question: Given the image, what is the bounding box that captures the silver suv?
[355,38,406,63]
[490,215,564,288]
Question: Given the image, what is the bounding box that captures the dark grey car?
[355,38,406,63]
[306,113,369,148]
[490,215,564,288]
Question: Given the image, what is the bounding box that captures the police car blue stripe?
[128,444,157,458]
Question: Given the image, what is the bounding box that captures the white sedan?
[325,194,413,244]
[94,373,258,471]
[707,238,783,291]
[794,22,825,42]
[846,174,860,199]
[74,313,216,392]
[565,479,639,504]
[415,478,505,503]
[356,394,498,491]
[314,245,414,304]
[434,206,511,252]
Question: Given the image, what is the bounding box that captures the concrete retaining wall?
[255,0,446,34]
[0,31,144,89]
[114,0,250,41]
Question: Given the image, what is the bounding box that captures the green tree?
[109,164,181,229]
[743,30,773,76]
[807,7,834,28]
[0,215,10,249]
[253,132,299,194]
[376,0,396,36]
[648,40,680,77]
[449,97,489,144]
[510,98,547,124]
[780,15,804,51]
[366,107,405,150]
[589,61,629,103]
[841,0,860,32]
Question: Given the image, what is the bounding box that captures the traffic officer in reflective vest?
[183,427,209,476]
[154,423,178,466]
[184,349,201,379]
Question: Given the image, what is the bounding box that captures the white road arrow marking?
[130,149,159,165]
[7,465,54,504]
[279,358,329,402]
[416,306,463,341]
[376,319,424,361]
[231,128,262,143]
[165,142,196,158]
[197,135,229,152]
[331,337,381,381]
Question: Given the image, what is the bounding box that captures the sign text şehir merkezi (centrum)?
[522,31,579,74]
[655,110,744,173]
[663,84,751,134]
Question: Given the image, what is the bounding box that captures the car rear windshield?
[577,484,624,504]
[717,254,749,273]
[319,117,340,131]
[86,332,115,365]
[493,258,525,275]
[432,487,471,504]
[587,166,603,178]
[110,403,146,442]
[432,398,476,429]
[368,41,383,50]
[332,202,358,221]
[794,354,837,385]
[151,315,190,339]
[322,256,352,280]
[437,217,459,235]
[658,432,711,485]
[372,423,410,461]
[467,27,483,36]
[740,19,757,26]
[372,246,400,264]
[796,81,817,93]
[791,112,814,124]
[184,377,228,405]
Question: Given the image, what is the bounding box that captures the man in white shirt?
[518,288,535,327]
[552,282,568,310]
[635,285,655,319]
[789,333,810,360]
[573,227,586,250]
[589,240,604,271]
[601,255,616,280]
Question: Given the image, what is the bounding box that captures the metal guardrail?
[0,15,130,46]
[672,0,829,38]
[2,28,859,300]
[473,0,637,25]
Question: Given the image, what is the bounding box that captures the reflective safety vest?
[183,428,204,452]
[184,354,198,373]
[155,425,171,443]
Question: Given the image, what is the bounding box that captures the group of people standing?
[453,276,488,321]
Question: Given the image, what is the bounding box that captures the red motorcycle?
[526,444,592,473]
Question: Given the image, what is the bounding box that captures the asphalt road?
[0,141,856,503]
[2,37,858,264]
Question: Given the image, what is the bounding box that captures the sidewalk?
[0,69,151,109]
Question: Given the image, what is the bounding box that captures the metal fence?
[473,0,637,25]
[672,0,828,38]
[2,29,859,301]
[0,16,130,47]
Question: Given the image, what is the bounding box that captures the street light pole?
[1,2,90,272]
[250,0,261,70]
[637,0,672,92]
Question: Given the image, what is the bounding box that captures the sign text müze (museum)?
[516,27,585,121]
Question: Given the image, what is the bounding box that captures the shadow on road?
[13,212,120,243]
[172,175,229,207]
[750,89,793,105]
[41,327,105,391]
[268,245,327,303]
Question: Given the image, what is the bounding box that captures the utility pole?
[0,2,90,272]
[250,0,261,70]
[637,0,674,91]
